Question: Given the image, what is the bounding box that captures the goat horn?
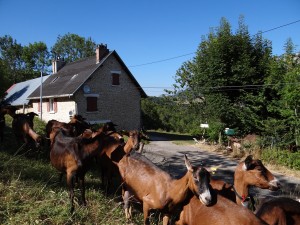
[184,154,193,172]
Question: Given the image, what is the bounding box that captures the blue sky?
[0,0,299,96]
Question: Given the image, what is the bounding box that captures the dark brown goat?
[175,191,267,225]
[98,130,124,193]
[99,130,142,193]
[0,113,5,142]
[46,114,90,139]
[50,126,106,212]
[0,105,17,117]
[116,153,212,225]
[12,112,42,147]
[255,197,300,225]
[0,105,17,142]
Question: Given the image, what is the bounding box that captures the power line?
[258,19,300,35]
[128,19,300,68]
[129,52,194,68]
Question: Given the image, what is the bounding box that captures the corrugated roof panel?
[4,75,51,106]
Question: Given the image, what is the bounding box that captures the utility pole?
[40,71,43,120]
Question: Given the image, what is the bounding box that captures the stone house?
[27,44,147,130]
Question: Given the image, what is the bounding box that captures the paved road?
[142,132,300,203]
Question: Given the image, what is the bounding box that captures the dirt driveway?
[142,131,300,202]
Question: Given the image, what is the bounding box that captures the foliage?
[22,42,50,78]
[262,38,300,149]
[0,35,24,84]
[51,33,96,63]
[261,148,300,170]
[166,16,272,140]
[141,96,201,136]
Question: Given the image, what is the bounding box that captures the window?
[49,98,54,112]
[87,96,98,112]
[112,73,120,85]
[47,98,57,113]
[111,70,121,86]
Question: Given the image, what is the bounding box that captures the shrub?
[261,148,300,170]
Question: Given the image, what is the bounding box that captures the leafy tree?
[261,37,300,150]
[0,59,11,96]
[22,42,50,79]
[284,37,296,55]
[141,96,201,135]
[172,16,272,140]
[0,35,23,83]
[51,33,96,62]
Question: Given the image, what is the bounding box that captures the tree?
[172,16,272,139]
[0,35,23,83]
[51,33,96,63]
[21,42,50,79]
[284,37,296,55]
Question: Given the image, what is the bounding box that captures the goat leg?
[142,202,151,225]
[67,173,75,213]
[79,175,87,206]
[123,189,132,220]
[58,172,64,183]
[162,214,170,225]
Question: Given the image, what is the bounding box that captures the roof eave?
[27,93,74,100]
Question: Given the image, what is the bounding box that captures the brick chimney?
[96,44,109,64]
[52,56,66,74]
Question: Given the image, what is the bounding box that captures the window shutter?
[112,73,120,85]
[87,97,97,112]
[54,98,57,112]
[47,100,50,112]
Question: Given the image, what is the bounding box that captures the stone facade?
[74,54,142,130]
[32,98,76,123]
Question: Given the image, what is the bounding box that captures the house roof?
[27,51,147,99]
[4,75,51,106]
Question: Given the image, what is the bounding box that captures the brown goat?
[255,197,300,225]
[98,130,141,193]
[175,191,267,225]
[116,153,212,225]
[232,155,280,209]
[209,155,280,210]
[50,126,106,212]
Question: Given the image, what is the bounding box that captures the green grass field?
[0,115,147,225]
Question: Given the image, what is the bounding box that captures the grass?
[0,115,146,225]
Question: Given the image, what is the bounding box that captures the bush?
[261,148,300,170]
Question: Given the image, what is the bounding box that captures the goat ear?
[184,154,193,172]
[244,155,253,170]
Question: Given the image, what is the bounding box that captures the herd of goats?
[1,104,300,225]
